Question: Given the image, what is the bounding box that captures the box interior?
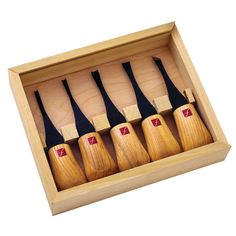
[21,31,214,190]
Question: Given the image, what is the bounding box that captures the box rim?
[9,22,175,75]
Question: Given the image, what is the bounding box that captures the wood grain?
[142,114,182,161]
[173,104,213,151]
[78,132,117,181]
[110,123,150,171]
[48,144,87,190]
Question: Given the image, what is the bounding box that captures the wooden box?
[9,22,231,215]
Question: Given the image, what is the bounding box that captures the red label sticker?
[87,136,98,145]
[151,118,161,127]
[119,127,130,135]
[182,108,192,117]
[56,148,67,157]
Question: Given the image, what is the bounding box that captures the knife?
[91,70,150,171]
[153,57,213,151]
[62,79,117,181]
[122,62,181,161]
[34,91,87,190]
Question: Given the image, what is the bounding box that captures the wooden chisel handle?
[48,143,87,190]
[110,122,150,171]
[173,104,213,151]
[142,114,181,161]
[78,132,117,181]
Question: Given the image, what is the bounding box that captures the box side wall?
[9,70,58,208]
[169,26,228,144]
[10,22,175,75]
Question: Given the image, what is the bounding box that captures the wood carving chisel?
[122,62,181,161]
[34,91,87,190]
[62,79,117,181]
[91,70,150,171]
[153,57,213,151]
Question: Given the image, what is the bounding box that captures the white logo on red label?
[87,136,98,145]
[151,118,161,127]
[119,127,130,135]
[182,108,192,117]
[56,148,67,157]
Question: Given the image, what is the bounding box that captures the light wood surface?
[78,132,117,181]
[48,144,87,190]
[60,123,79,143]
[110,123,150,171]
[153,95,173,114]
[142,114,181,161]
[184,88,195,104]
[123,104,142,124]
[92,113,110,134]
[9,22,230,215]
[174,104,213,151]
[39,133,47,149]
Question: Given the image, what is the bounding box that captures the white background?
[0,0,235,235]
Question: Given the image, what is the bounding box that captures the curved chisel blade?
[153,57,187,111]
[122,61,157,119]
[91,70,126,127]
[62,79,95,136]
[34,91,64,149]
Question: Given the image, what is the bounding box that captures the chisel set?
[34,57,213,191]
[10,22,230,214]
